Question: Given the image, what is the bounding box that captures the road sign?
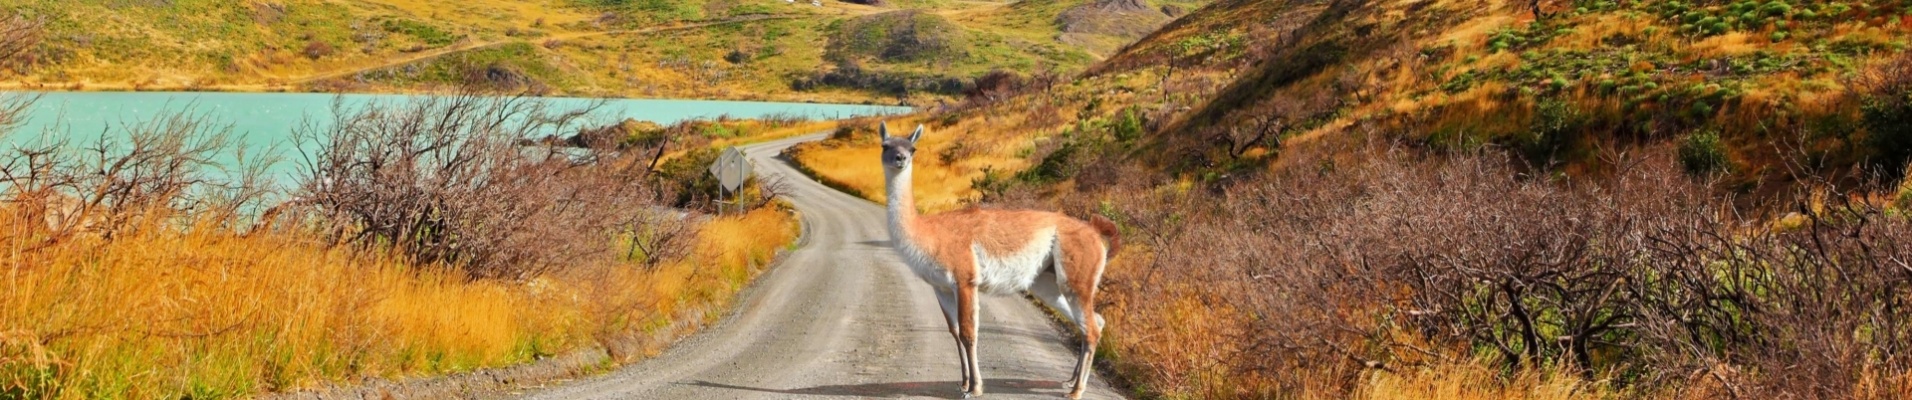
[709,146,751,193]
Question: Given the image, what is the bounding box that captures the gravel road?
[514,134,1123,399]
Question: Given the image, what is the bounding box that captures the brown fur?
[1089,215,1121,257]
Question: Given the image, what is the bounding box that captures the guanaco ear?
[908,125,924,144]
[879,121,891,141]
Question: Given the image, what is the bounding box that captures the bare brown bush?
[0,93,31,135]
[0,104,275,248]
[965,70,1025,104]
[829,116,883,144]
[296,93,679,278]
[302,40,335,60]
[758,112,809,128]
[461,62,550,94]
[958,69,1060,111]
[0,13,44,74]
[1073,136,1912,398]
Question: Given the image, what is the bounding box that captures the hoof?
[1066,391,1084,399]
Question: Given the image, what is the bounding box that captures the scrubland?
[788,0,1912,398]
[0,93,800,399]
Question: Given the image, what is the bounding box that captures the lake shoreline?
[2,91,909,186]
[0,83,909,108]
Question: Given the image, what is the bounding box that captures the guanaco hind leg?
[1068,306,1102,399]
[1066,253,1106,399]
[1031,270,1082,326]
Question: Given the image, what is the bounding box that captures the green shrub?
[382,19,457,46]
[1863,93,1912,177]
[1678,130,1732,175]
[970,166,1014,200]
[1516,99,1580,166]
[656,147,723,207]
[1861,55,1912,181]
[1016,140,1079,184]
[1112,106,1144,142]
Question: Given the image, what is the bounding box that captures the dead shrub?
[758,111,809,128]
[0,13,44,74]
[1085,137,1912,398]
[0,103,274,248]
[295,93,675,278]
[461,62,549,94]
[959,69,1060,111]
[965,70,1025,104]
[828,116,883,145]
[302,40,335,59]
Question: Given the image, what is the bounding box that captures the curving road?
[514,134,1122,399]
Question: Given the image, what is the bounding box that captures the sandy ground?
[510,134,1124,399]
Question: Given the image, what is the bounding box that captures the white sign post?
[708,146,752,214]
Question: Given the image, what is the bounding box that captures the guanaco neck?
[885,164,921,247]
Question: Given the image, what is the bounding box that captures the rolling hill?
[0,0,1208,104]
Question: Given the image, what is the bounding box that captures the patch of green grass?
[356,42,575,91]
[727,2,778,16]
[383,18,460,47]
[575,0,706,25]
[1486,20,1568,53]
[827,10,969,64]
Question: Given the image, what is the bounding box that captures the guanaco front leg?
[958,282,983,398]
[935,289,971,393]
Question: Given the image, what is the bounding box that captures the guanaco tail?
[878,122,1121,399]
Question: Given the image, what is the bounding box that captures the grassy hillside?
[0,0,1204,104]
[788,0,1912,398]
[1105,0,1912,189]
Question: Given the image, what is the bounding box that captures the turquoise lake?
[1,91,906,184]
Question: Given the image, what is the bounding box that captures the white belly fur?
[972,227,1056,295]
[893,227,1057,296]
[894,220,1063,294]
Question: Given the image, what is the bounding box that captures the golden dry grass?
[785,98,1066,211]
[0,204,797,399]
[705,120,840,150]
[1689,32,1765,58]
[1355,362,1617,400]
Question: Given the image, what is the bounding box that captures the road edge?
[264,202,811,400]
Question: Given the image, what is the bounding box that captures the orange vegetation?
[0,205,797,399]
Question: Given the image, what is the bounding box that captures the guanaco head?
[878,122,924,173]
